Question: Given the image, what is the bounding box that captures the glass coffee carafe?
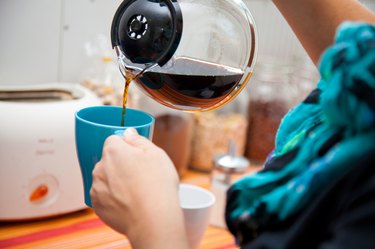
[111,0,257,111]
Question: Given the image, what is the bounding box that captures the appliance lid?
[111,0,183,66]
[0,84,85,102]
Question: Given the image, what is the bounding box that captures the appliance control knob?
[27,174,59,206]
[29,184,49,202]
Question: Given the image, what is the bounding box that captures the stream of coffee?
[119,62,158,126]
[120,76,133,127]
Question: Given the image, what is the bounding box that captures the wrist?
[127,194,189,249]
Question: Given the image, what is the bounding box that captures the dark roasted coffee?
[136,72,243,110]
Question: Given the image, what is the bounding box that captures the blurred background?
[1,0,375,175]
[1,0,373,85]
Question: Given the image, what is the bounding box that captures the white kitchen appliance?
[0,83,101,220]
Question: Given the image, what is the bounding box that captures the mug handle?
[114,130,125,137]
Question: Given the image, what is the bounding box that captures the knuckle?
[102,137,121,156]
[90,185,97,199]
[103,144,116,156]
[92,162,105,182]
[103,135,121,148]
[92,166,100,179]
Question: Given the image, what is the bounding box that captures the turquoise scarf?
[225,22,375,245]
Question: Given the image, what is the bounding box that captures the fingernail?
[124,128,138,136]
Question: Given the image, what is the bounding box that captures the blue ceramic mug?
[75,106,154,207]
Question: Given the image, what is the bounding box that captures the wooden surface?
[0,167,261,249]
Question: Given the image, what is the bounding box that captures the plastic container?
[190,91,249,172]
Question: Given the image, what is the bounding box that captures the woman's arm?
[272,0,375,64]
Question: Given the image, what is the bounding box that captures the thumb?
[123,128,153,149]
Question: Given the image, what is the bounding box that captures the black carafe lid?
[111,0,183,67]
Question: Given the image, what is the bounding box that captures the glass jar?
[245,61,296,162]
[189,90,249,172]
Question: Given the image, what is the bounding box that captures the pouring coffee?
[111,0,257,124]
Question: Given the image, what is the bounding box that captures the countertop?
[0,167,261,249]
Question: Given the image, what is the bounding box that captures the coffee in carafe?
[135,58,250,111]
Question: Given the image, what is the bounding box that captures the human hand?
[90,128,188,249]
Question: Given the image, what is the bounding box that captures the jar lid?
[213,140,250,174]
[214,154,249,174]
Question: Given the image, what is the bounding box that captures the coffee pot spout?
[115,45,158,80]
[115,46,140,78]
